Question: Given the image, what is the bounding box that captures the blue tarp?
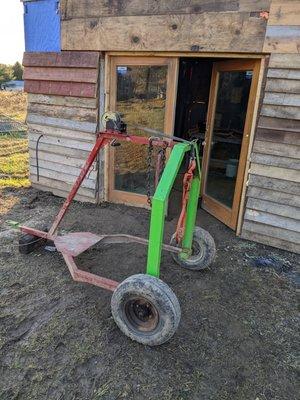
[24,0,61,52]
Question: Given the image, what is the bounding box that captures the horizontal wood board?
[61,0,271,18]
[61,12,268,52]
[24,51,102,201]
[23,51,100,68]
[242,45,300,253]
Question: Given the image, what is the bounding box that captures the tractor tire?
[170,226,216,271]
[111,274,181,346]
[18,233,45,254]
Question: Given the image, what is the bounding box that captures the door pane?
[114,65,167,194]
[205,70,252,208]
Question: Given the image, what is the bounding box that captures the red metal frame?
[20,130,177,292]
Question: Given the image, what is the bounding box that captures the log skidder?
[19,112,216,346]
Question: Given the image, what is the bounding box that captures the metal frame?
[20,130,201,291]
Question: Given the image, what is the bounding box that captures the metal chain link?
[159,141,168,180]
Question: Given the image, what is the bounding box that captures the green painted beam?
[146,143,190,277]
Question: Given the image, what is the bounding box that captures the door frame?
[201,59,261,229]
[106,56,178,207]
[104,52,264,231]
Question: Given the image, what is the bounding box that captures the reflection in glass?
[114,65,167,194]
[206,70,252,208]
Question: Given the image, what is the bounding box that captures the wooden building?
[21,0,300,253]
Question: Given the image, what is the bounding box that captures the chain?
[159,141,168,180]
[146,138,154,207]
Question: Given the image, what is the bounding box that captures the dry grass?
[0,92,29,188]
[0,134,30,188]
[0,91,27,122]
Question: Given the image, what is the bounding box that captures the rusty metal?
[62,254,118,292]
[20,128,187,293]
[48,136,109,236]
[19,227,181,256]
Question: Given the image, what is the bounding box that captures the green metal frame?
[146,142,201,277]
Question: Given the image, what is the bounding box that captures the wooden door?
[201,59,260,229]
[108,56,178,206]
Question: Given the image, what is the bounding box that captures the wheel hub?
[125,297,159,332]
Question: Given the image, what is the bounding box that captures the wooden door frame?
[201,59,261,229]
[106,55,178,207]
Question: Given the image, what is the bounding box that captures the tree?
[0,64,13,84]
[12,61,23,80]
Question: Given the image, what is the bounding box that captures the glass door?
[108,57,178,206]
[201,60,260,229]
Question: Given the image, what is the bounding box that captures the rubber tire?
[19,234,45,254]
[170,226,216,271]
[111,274,181,346]
[19,224,49,254]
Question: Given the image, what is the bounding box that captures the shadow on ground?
[0,187,299,400]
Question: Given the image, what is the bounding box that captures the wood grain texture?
[241,229,300,253]
[263,24,300,54]
[29,149,95,170]
[24,67,98,83]
[249,163,300,182]
[238,0,271,12]
[260,104,300,120]
[267,68,300,80]
[24,80,98,98]
[258,116,300,131]
[23,51,100,68]
[248,174,300,195]
[23,51,102,203]
[61,0,270,18]
[247,197,300,219]
[255,128,300,145]
[27,93,98,109]
[29,131,95,151]
[247,186,300,208]
[245,209,300,232]
[251,153,300,169]
[268,0,300,26]
[28,140,91,160]
[28,103,98,123]
[242,220,300,244]
[263,92,300,107]
[61,12,267,52]
[30,158,97,181]
[31,182,97,203]
[253,140,300,158]
[269,53,300,69]
[265,78,300,94]
[27,114,97,133]
[27,123,96,143]
[29,165,95,190]
[30,175,96,200]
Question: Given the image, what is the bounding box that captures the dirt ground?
[0,187,299,400]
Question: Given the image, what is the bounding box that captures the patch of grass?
[0,135,30,188]
[0,93,31,188]
[0,91,27,122]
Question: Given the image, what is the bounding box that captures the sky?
[0,1,24,64]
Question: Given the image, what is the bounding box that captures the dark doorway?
[171,57,259,230]
[169,58,213,219]
[174,58,213,155]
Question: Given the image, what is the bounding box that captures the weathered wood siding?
[242,1,300,254]
[61,0,270,53]
[23,51,101,202]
